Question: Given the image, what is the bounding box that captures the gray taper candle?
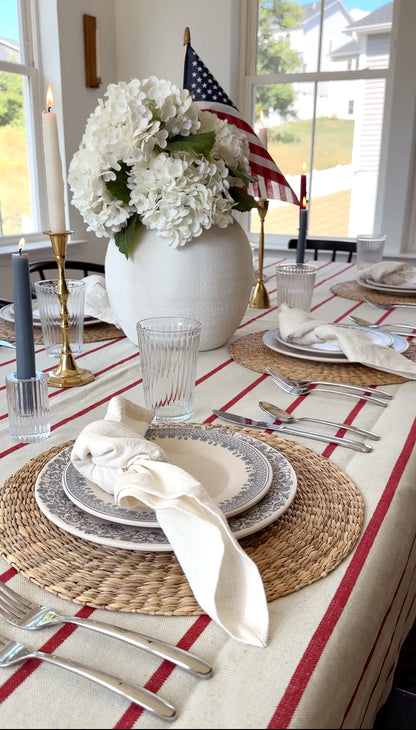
[12,246,36,380]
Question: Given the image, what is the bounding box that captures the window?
[243,0,411,254]
[0,0,44,247]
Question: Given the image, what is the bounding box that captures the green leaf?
[106,162,132,205]
[229,186,260,212]
[227,166,258,187]
[114,214,141,258]
[164,131,215,160]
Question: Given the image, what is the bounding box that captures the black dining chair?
[29,260,105,297]
[288,238,356,262]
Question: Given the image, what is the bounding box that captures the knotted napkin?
[71,396,269,647]
[277,303,416,379]
[359,261,416,288]
[82,275,121,327]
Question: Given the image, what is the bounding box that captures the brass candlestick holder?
[44,231,95,387]
[250,199,270,308]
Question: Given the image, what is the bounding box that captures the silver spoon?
[258,401,381,440]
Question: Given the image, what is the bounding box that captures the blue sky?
[297,0,387,9]
[1,0,18,39]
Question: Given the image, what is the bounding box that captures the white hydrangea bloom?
[68,77,254,250]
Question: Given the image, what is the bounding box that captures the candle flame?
[46,85,53,110]
[259,108,265,127]
[18,237,25,252]
[302,195,307,209]
[302,160,307,173]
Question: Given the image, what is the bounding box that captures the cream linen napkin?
[277,303,416,379]
[71,396,269,647]
[82,275,121,326]
[360,261,416,287]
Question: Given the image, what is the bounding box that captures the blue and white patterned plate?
[35,431,297,552]
[62,424,274,526]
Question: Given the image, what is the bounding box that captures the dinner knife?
[212,410,373,453]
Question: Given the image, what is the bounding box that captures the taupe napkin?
[82,275,120,326]
[71,396,269,647]
[277,303,416,379]
[359,261,416,288]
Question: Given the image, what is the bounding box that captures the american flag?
[183,42,299,206]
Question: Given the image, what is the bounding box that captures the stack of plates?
[263,324,409,363]
[35,424,298,551]
[0,302,98,326]
[357,273,416,296]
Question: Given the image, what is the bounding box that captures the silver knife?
[212,410,373,453]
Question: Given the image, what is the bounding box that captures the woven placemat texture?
[228,331,416,385]
[0,432,364,614]
[331,280,416,304]
[0,318,125,344]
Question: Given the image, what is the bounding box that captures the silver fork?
[363,295,416,310]
[0,632,176,720]
[266,366,391,407]
[0,581,212,679]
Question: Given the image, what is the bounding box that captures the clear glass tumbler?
[356,235,386,271]
[34,279,86,357]
[137,317,201,423]
[275,263,317,311]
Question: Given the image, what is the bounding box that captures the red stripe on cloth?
[267,417,416,729]
[113,615,211,729]
[349,543,416,728]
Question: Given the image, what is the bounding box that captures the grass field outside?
[0,116,354,238]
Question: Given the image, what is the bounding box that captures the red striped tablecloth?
[0,257,414,729]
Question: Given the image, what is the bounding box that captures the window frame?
[0,0,49,251]
[239,0,416,259]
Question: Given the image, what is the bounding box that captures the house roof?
[0,38,19,62]
[346,2,393,31]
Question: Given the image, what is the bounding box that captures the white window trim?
[240,0,416,260]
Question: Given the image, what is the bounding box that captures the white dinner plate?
[62,424,274,526]
[0,302,98,327]
[274,324,393,353]
[357,274,416,296]
[34,435,297,552]
[263,328,408,362]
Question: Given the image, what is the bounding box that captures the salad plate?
[35,434,297,552]
[263,328,406,363]
[62,424,274,526]
[274,324,393,353]
[357,274,416,295]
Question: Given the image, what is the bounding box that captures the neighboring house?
[0,38,19,63]
[292,0,354,119]
[270,0,393,235]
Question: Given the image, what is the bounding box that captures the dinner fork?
[363,295,416,310]
[266,366,391,406]
[0,581,212,679]
[0,632,176,720]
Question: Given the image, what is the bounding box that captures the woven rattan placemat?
[331,280,416,304]
[228,331,416,385]
[0,431,364,614]
[0,318,124,344]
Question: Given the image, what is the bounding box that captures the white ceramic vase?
[105,220,254,351]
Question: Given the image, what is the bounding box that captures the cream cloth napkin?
[82,275,121,326]
[360,261,416,288]
[71,396,269,647]
[277,303,416,380]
